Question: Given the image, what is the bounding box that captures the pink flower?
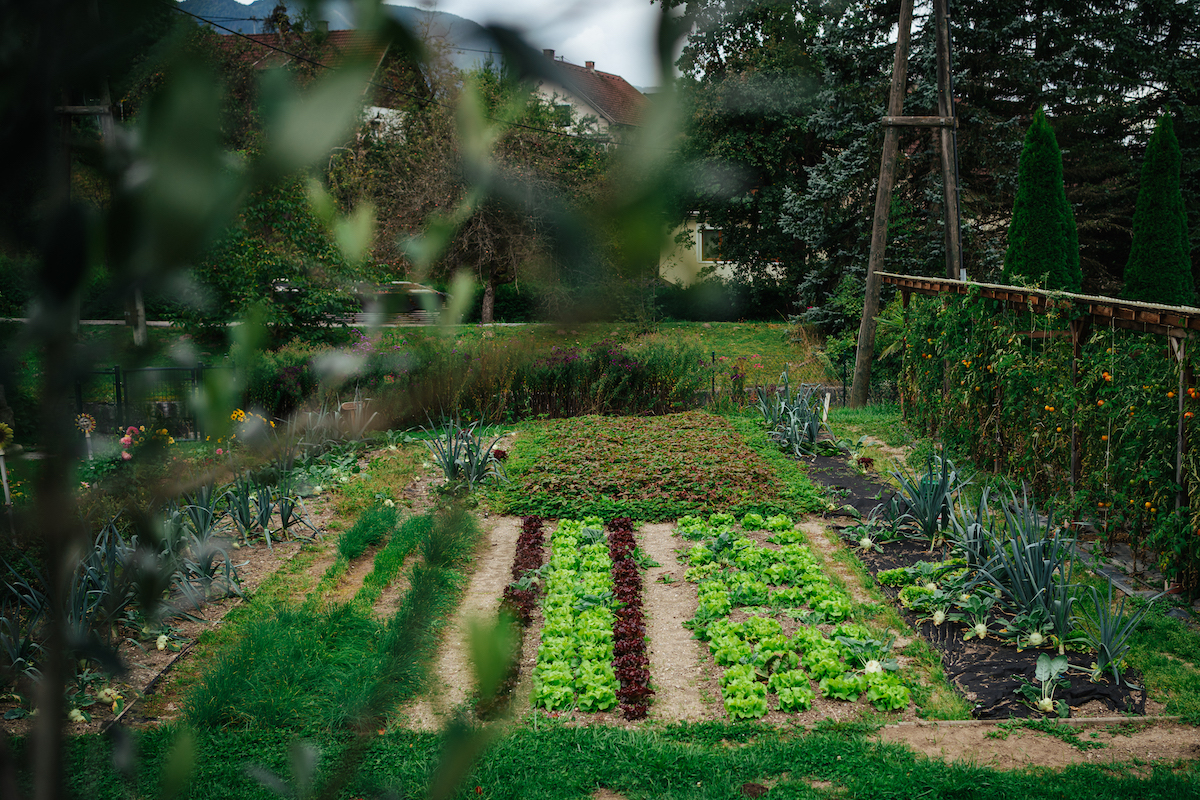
[120,436,132,447]
[126,426,138,436]
[215,448,223,455]
[121,451,132,461]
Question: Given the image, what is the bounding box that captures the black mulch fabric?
[805,454,897,517]
[805,456,1144,718]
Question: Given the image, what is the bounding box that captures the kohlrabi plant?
[949,591,997,640]
[1001,607,1056,651]
[1014,653,1071,716]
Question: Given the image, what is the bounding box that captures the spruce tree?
[1122,113,1194,306]
[1002,109,1082,291]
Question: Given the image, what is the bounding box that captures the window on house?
[699,228,723,262]
[554,104,572,127]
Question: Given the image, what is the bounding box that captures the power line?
[164,1,664,150]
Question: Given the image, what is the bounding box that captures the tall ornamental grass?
[249,336,712,424]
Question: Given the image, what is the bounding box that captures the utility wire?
[165,1,666,150]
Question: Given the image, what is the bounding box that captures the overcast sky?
[232,0,670,88]
[414,1,669,87]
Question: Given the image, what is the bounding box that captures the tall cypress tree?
[1123,113,1194,306]
[1002,109,1082,291]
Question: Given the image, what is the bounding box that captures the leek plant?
[883,456,963,547]
[424,419,506,490]
[1084,580,1161,686]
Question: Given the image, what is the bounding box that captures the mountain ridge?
[175,0,502,72]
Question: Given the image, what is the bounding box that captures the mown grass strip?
[58,719,1200,800]
[352,514,433,612]
[182,508,480,734]
[1128,605,1200,723]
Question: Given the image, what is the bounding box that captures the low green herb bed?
[488,411,826,521]
[183,507,478,733]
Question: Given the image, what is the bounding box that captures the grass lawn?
[52,720,1200,799]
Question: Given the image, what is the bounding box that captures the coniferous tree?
[1123,113,1194,306]
[1002,109,1081,291]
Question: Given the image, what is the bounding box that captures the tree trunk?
[935,0,962,280]
[481,267,496,325]
[125,288,147,347]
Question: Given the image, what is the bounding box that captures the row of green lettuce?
[530,518,620,712]
[681,512,911,718]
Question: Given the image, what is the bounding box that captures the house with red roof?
[535,50,648,139]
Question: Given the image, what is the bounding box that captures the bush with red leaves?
[480,515,545,719]
[607,516,654,720]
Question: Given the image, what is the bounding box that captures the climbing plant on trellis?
[898,288,1200,594]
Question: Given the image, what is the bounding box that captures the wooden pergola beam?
[880,271,1200,338]
[882,115,957,128]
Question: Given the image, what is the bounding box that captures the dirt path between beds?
[638,522,709,723]
[399,515,522,730]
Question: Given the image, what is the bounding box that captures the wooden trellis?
[883,271,1199,506]
[850,0,963,407]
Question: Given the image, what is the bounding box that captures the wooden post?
[851,0,959,407]
[1173,337,1188,510]
[124,288,147,347]
[934,0,962,280]
[850,0,913,408]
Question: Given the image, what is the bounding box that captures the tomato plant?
[900,291,1200,593]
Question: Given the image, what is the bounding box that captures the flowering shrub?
[117,425,175,462]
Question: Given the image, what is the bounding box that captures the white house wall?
[535,83,611,134]
[659,217,739,286]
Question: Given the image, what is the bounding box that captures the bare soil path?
[638,522,708,723]
[399,515,522,730]
[879,720,1200,769]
